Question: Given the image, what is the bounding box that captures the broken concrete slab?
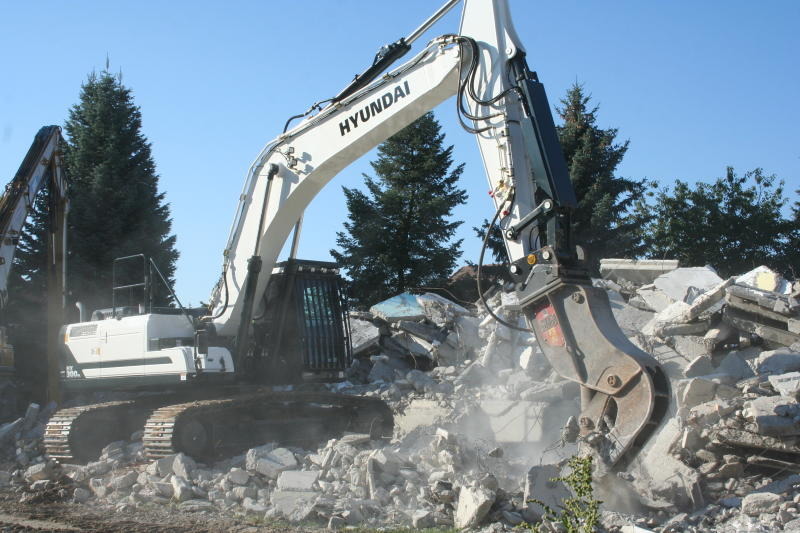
[369,293,425,323]
[254,447,298,478]
[636,285,675,313]
[744,396,800,437]
[172,453,196,480]
[757,348,800,375]
[394,399,451,434]
[703,322,737,351]
[630,417,702,509]
[672,277,734,323]
[270,490,318,521]
[171,475,193,502]
[109,471,137,491]
[390,331,434,359]
[227,467,249,486]
[715,351,756,382]
[724,306,800,348]
[396,320,446,344]
[367,356,398,383]
[276,470,320,492]
[670,336,709,361]
[654,266,723,303]
[244,443,276,472]
[656,321,711,338]
[349,317,381,357]
[687,400,736,428]
[416,292,470,326]
[455,486,495,528]
[684,356,714,378]
[768,372,800,399]
[608,291,656,336]
[599,258,679,286]
[737,265,791,294]
[679,378,717,410]
[643,301,692,336]
[523,464,571,516]
[741,492,783,516]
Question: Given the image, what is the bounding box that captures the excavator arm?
[206,0,669,469]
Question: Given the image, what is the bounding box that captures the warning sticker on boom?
[534,304,565,347]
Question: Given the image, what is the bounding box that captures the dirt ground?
[0,487,316,533]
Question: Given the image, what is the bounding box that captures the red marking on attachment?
[534,304,565,347]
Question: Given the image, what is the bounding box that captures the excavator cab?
[251,259,352,383]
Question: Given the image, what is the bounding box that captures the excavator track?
[44,400,145,463]
[143,390,394,461]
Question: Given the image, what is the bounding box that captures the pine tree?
[474,84,647,274]
[556,84,647,272]
[331,112,467,308]
[64,70,178,314]
[643,168,797,277]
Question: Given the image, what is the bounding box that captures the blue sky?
[1,1,798,306]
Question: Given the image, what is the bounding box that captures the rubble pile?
[1,261,799,532]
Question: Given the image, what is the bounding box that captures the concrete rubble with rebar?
[2,260,800,532]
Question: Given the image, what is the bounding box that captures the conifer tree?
[643,168,797,277]
[475,84,646,273]
[556,84,647,272]
[64,70,178,313]
[331,112,467,308]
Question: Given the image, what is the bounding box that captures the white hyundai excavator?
[45,0,669,468]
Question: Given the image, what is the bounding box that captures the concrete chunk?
[684,356,714,378]
[276,470,320,491]
[110,471,137,491]
[716,352,755,381]
[654,266,723,303]
[768,372,800,398]
[741,492,783,516]
[524,464,571,516]
[672,277,734,323]
[744,395,800,436]
[679,378,717,410]
[599,258,679,285]
[757,348,800,375]
[411,509,435,528]
[155,454,176,477]
[254,447,297,478]
[455,486,495,528]
[349,317,381,356]
[172,453,196,479]
[171,475,193,502]
[394,399,450,434]
[270,489,317,521]
[737,265,790,294]
[227,467,250,486]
